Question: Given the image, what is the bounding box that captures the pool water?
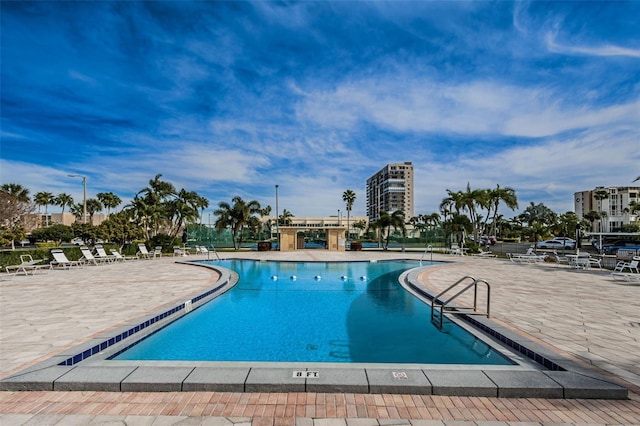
[113,260,512,365]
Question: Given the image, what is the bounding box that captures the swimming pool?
[113,260,512,365]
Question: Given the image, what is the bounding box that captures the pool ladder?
[419,245,433,265]
[430,276,490,329]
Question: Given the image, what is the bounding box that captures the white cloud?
[545,32,640,58]
[297,76,639,139]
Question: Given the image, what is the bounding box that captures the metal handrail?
[420,245,433,265]
[431,276,491,328]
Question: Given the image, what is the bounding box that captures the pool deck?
[1,249,639,425]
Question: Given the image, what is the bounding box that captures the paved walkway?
[1,250,639,425]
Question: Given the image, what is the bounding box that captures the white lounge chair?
[153,246,163,258]
[79,246,103,266]
[110,249,137,262]
[137,243,152,259]
[94,245,116,263]
[614,256,640,274]
[472,250,496,258]
[6,254,52,276]
[173,246,187,257]
[611,272,640,283]
[51,249,84,269]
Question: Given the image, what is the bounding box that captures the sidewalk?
[1,250,639,425]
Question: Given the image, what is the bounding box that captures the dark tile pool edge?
[400,267,629,398]
[0,262,629,399]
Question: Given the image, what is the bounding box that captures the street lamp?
[275,185,279,250]
[68,174,87,224]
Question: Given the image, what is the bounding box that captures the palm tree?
[194,195,209,225]
[214,196,262,250]
[167,189,201,238]
[34,191,55,226]
[69,202,84,222]
[593,189,609,232]
[85,198,103,224]
[342,189,356,241]
[279,209,294,226]
[442,213,472,246]
[583,210,602,233]
[55,193,74,216]
[1,183,30,202]
[459,184,489,242]
[487,185,518,237]
[373,210,405,249]
[96,192,122,216]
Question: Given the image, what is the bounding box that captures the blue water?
[114,260,512,365]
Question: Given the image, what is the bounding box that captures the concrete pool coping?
[0,259,628,399]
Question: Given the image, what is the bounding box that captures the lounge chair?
[136,243,152,259]
[508,247,546,263]
[472,250,496,258]
[94,245,116,263]
[173,246,187,257]
[79,246,103,266]
[449,243,464,256]
[611,272,640,283]
[6,254,52,276]
[51,249,84,269]
[614,256,640,274]
[110,249,137,262]
[152,246,163,258]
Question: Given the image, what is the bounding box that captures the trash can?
[257,241,272,251]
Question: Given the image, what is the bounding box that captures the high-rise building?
[366,162,414,222]
[574,186,639,232]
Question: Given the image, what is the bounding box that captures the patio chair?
[110,249,138,262]
[173,246,187,257]
[94,245,116,263]
[471,250,496,258]
[136,243,152,259]
[152,246,163,258]
[611,271,640,283]
[6,254,52,276]
[79,246,103,266]
[51,249,84,269]
[614,256,640,274]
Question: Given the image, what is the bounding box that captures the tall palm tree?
[194,195,209,225]
[55,193,74,216]
[342,189,356,241]
[459,184,489,242]
[593,189,609,232]
[34,191,55,226]
[1,183,30,202]
[279,209,294,226]
[85,198,103,224]
[167,189,201,238]
[96,192,122,216]
[487,185,518,237]
[214,196,262,250]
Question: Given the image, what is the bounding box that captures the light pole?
[68,174,87,224]
[338,209,341,226]
[275,185,279,250]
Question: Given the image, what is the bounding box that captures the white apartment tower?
[574,186,639,232]
[366,162,414,222]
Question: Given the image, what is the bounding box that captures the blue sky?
[1,1,638,219]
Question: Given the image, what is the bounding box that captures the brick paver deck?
[1,250,639,425]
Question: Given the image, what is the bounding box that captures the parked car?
[603,240,640,255]
[479,235,497,246]
[552,237,576,245]
[536,239,575,249]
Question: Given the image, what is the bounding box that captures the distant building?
[366,162,414,222]
[574,186,639,232]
